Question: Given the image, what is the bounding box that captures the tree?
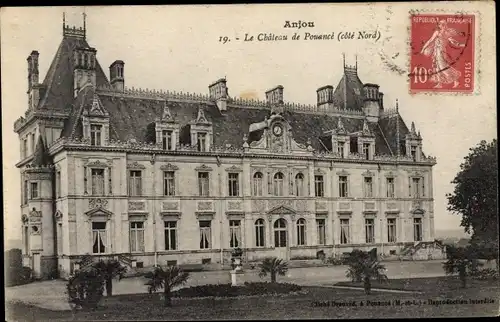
[144,265,190,307]
[447,139,498,268]
[91,259,127,297]
[443,245,479,288]
[258,257,288,283]
[344,249,388,294]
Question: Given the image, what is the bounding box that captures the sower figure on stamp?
[420,20,466,89]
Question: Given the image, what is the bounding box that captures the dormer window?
[363,143,370,160]
[338,141,345,158]
[197,132,207,152]
[410,145,417,161]
[162,130,173,151]
[90,124,102,146]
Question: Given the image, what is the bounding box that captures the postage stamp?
[410,14,475,93]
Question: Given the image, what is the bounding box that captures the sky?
[1,4,496,241]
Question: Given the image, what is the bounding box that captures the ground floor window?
[130,222,145,252]
[164,221,177,250]
[255,219,265,247]
[274,218,287,247]
[316,219,326,245]
[340,219,350,244]
[199,221,212,249]
[92,222,107,254]
[387,218,397,243]
[413,218,423,242]
[229,220,241,248]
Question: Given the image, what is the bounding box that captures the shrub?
[5,249,33,287]
[258,257,288,283]
[171,282,301,298]
[316,250,326,260]
[325,255,344,266]
[66,268,105,311]
[144,265,190,307]
[470,268,499,280]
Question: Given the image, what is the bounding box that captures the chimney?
[73,47,97,97]
[362,83,380,122]
[27,51,43,110]
[316,85,333,112]
[110,60,125,91]
[209,78,228,112]
[265,85,284,105]
[378,91,384,110]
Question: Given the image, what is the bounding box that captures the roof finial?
[396,98,399,112]
[63,12,66,29]
[83,10,87,38]
[342,53,345,68]
[355,54,358,70]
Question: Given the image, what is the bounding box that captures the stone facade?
[14,19,439,279]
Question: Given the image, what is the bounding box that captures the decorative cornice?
[225,165,243,172]
[195,164,213,172]
[127,161,146,170]
[160,163,179,171]
[362,170,375,177]
[314,168,326,175]
[85,207,113,218]
[336,169,350,176]
[84,160,110,168]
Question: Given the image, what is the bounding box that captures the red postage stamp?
[410,14,475,93]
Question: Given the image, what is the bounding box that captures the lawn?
[335,276,500,293]
[6,278,499,321]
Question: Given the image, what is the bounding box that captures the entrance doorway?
[274,219,288,259]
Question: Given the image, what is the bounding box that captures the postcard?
[2,2,497,320]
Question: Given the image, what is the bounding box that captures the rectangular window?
[30,133,35,154]
[387,218,397,243]
[128,170,142,196]
[197,132,207,152]
[23,180,28,204]
[253,173,263,196]
[365,219,375,243]
[363,143,370,160]
[91,168,105,195]
[414,218,423,242]
[92,222,107,254]
[164,221,177,250]
[199,221,212,249]
[316,219,326,245]
[228,173,239,197]
[364,177,373,198]
[30,182,38,199]
[386,177,395,198]
[57,223,63,254]
[337,141,345,158]
[24,226,29,253]
[130,222,145,252]
[340,219,350,244]
[198,172,210,196]
[163,171,175,196]
[90,124,102,146]
[162,130,173,150]
[410,145,417,161]
[411,177,421,198]
[339,176,348,197]
[229,220,241,248]
[22,139,28,158]
[56,171,61,198]
[314,175,324,197]
[296,220,306,246]
[255,219,265,247]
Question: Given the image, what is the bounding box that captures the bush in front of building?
[66,267,105,311]
[144,265,190,307]
[171,282,302,298]
[470,268,499,281]
[5,248,33,287]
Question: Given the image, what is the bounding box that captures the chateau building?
[15,20,439,279]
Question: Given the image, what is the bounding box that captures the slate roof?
[30,29,417,160]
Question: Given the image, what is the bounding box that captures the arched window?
[255,219,265,247]
[274,218,287,247]
[296,218,306,246]
[253,172,263,196]
[295,173,304,196]
[273,172,284,196]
